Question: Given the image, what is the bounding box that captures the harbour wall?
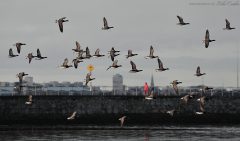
[0,95,240,125]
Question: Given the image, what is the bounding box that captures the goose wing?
[177,15,183,23]
[202,87,206,97]
[226,19,230,28]
[29,93,32,101]
[128,50,132,55]
[130,61,136,70]
[113,60,118,66]
[150,46,154,56]
[110,51,114,61]
[200,97,204,111]
[74,60,78,69]
[58,19,63,32]
[9,48,13,56]
[37,49,41,58]
[196,66,200,74]
[205,30,209,40]
[103,17,108,28]
[158,58,163,69]
[86,47,90,56]
[183,95,189,107]
[95,48,100,55]
[173,84,179,94]
[170,110,174,117]
[70,111,77,118]
[63,58,68,66]
[205,40,209,48]
[16,43,21,54]
[78,50,83,58]
[149,88,154,98]
[16,86,21,94]
[28,53,32,64]
[76,41,80,51]
[190,89,197,96]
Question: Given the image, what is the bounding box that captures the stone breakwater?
[0,95,240,125]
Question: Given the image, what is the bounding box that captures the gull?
[8,48,18,58]
[167,110,179,117]
[125,50,138,59]
[170,80,182,95]
[55,17,68,33]
[72,41,85,54]
[67,111,77,120]
[102,17,114,30]
[145,46,158,59]
[202,30,215,48]
[155,58,169,72]
[181,90,196,108]
[145,88,154,100]
[58,58,73,69]
[194,66,206,77]
[119,116,127,128]
[223,19,235,30]
[72,59,83,69]
[177,15,189,25]
[129,61,142,73]
[16,72,28,84]
[25,53,36,64]
[106,60,122,70]
[13,43,26,54]
[35,49,47,60]
[14,85,26,95]
[92,48,105,58]
[25,92,34,104]
[84,73,95,85]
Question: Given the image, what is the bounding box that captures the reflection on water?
[0,124,240,141]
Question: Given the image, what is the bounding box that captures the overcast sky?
[0,0,239,87]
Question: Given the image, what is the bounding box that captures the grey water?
[0,124,239,141]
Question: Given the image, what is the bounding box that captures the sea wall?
[0,95,240,125]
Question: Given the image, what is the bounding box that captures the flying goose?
[72,59,83,69]
[25,53,36,64]
[84,47,92,59]
[55,17,68,33]
[200,86,213,97]
[76,50,85,60]
[156,58,169,72]
[181,89,197,108]
[107,47,120,54]
[67,111,77,120]
[145,46,158,59]
[202,30,215,48]
[25,92,34,104]
[35,49,47,60]
[13,43,26,54]
[196,96,205,114]
[119,116,128,128]
[177,15,189,25]
[107,60,122,70]
[84,73,95,85]
[109,49,119,62]
[14,85,26,95]
[125,50,138,59]
[223,19,235,30]
[145,88,154,100]
[167,110,179,117]
[58,58,73,69]
[129,61,142,73]
[92,48,105,58]
[170,80,182,95]
[16,72,28,84]
[8,48,18,58]
[194,66,206,77]
[72,41,85,54]
[102,17,114,30]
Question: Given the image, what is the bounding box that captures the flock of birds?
[8,16,236,127]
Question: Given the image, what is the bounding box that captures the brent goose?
[196,96,205,114]
[223,19,235,30]
[72,59,83,69]
[145,88,154,100]
[181,89,197,108]
[13,43,26,54]
[177,15,189,25]
[35,49,47,60]
[16,72,28,84]
[67,111,77,120]
[84,47,92,59]
[14,85,26,95]
[194,66,206,77]
[84,73,95,85]
[109,49,119,62]
[167,110,179,117]
[107,47,120,54]
[72,41,85,54]
[125,50,138,59]
[170,80,182,95]
[25,53,36,64]
[102,17,114,30]
[59,58,73,69]
[8,48,18,58]
[107,60,122,70]
[55,17,68,33]
[129,61,142,73]
[145,46,158,59]
[25,92,34,104]
[92,48,105,58]
[202,30,215,48]
[156,58,169,72]
[119,116,127,128]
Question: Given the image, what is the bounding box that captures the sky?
[0,0,239,87]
